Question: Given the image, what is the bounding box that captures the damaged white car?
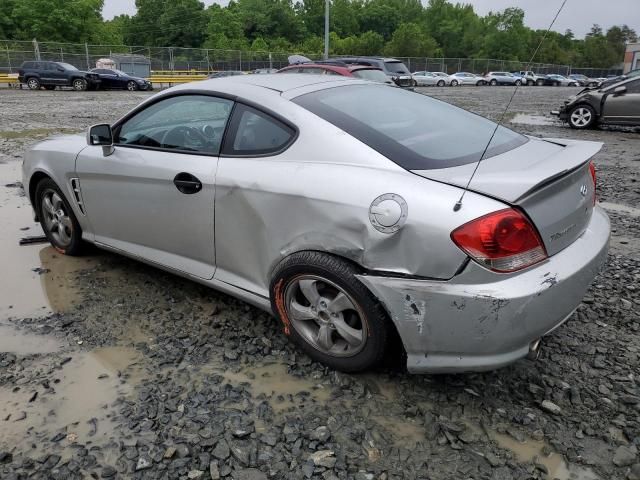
[23,75,610,373]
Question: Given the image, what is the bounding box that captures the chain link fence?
[0,39,623,78]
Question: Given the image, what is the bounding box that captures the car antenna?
[453,0,569,212]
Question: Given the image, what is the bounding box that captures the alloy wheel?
[127,81,137,91]
[570,107,593,128]
[73,79,87,91]
[41,189,73,247]
[27,78,40,89]
[284,275,367,358]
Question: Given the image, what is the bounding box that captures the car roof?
[170,73,368,97]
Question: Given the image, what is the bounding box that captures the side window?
[116,95,234,155]
[224,104,295,156]
[626,80,640,93]
[324,70,342,76]
[299,67,324,74]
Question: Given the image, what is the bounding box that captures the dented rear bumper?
[356,206,610,373]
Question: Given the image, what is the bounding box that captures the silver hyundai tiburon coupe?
[23,75,610,373]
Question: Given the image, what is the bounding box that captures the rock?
[627,463,640,480]
[0,452,13,464]
[136,456,152,471]
[187,470,204,479]
[484,452,504,468]
[540,400,562,415]
[101,466,117,478]
[212,441,230,460]
[309,450,336,468]
[233,468,267,480]
[209,461,220,480]
[164,447,177,459]
[310,426,331,442]
[613,446,637,467]
[230,444,250,466]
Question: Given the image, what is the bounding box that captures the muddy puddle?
[510,113,560,126]
[599,201,640,218]
[0,323,63,354]
[0,161,97,319]
[0,324,142,451]
[465,423,600,480]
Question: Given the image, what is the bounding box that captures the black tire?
[515,79,522,86]
[126,80,138,91]
[437,80,445,87]
[527,80,534,86]
[412,80,418,87]
[451,80,458,86]
[72,78,87,91]
[44,85,56,90]
[26,77,40,90]
[270,251,390,372]
[568,104,596,130]
[476,80,483,86]
[536,79,544,86]
[490,79,498,86]
[35,178,84,255]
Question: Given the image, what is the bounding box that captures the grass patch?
[0,128,80,139]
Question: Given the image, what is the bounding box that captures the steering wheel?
[160,125,208,149]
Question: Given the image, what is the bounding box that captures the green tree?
[384,23,441,57]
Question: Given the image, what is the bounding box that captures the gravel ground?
[0,85,639,480]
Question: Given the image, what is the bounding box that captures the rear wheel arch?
[29,171,53,214]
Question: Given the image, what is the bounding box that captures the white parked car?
[412,71,445,87]
[450,72,486,86]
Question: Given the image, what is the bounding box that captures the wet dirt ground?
[0,86,639,480]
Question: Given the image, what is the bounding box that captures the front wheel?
[270,252,390,372]
[515,80,522,86]
[490,79,498,86]
[437,80,445,87]
[127,80,138,91]
[72,78,87,91]
[450,80,458,86]
[568,105,596,129]
[35,179,84,255]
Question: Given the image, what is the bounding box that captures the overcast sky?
[102,0,640,39]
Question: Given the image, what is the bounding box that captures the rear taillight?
[589,161,596,205]
[451,208,548,273]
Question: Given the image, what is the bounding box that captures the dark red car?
[277,62,394,84]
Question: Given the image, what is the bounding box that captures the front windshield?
[58,63,78,71]
[294,84,527,170]
[351,69,392,83]
[384,61,410,75]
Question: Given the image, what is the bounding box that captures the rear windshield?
[384,61,410,75]
[293,84,528,170]
[351,69,392,83]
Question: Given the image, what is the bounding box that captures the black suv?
[18,61,101,91]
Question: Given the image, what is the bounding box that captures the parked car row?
[412,70,599,87]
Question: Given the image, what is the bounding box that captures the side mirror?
[613,86,627,96]
[87,124,114,156]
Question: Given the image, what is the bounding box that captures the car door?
[96,69,117,88]
[601,79,640,124]
[213,103,297,296]
[75,94,234,279]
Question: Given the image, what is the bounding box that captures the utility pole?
[323,0,330,60]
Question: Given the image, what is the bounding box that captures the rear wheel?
[26,77,40,90]
[72,78,87,91]
[536,79,544,86]
[515,79,522,86]
[437,80,445,87]
[450,80,459,86]
[270,252,390,372]
[527,80,534,86]
[490,79,498,86]
[35,179,84,255]
[568,105,596,129]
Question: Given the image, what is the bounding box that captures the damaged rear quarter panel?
[211,102,508,297]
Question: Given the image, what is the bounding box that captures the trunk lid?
[413,137,602,256]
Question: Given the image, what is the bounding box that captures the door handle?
[173,172,202,194]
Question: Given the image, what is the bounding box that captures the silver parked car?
[23,75,610,373]
[484,72,523,86]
